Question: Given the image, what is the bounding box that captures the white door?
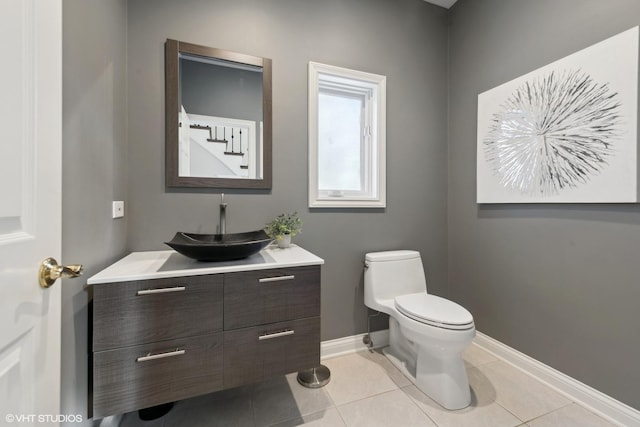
[0,0,68,425]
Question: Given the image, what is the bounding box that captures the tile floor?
[119,343,616,427]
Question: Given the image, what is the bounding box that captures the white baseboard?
[321,329,640,427]
[474,331,640,427]
[320,329,389,359]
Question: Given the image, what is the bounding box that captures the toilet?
[364,250,475,410]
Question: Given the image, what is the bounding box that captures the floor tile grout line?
[333,387,440,427]
[491,387,579,425]
[250,383,258,427]
[398,385,441,427]
[318,379,339,410]
[333,405,350,427]
[262,407,346,427]
[520,401,616,426]
[493,398,528,425]
[521,402,577,426]
[290,371,348,426]
[331,386,406,409]
[479,358,591,424]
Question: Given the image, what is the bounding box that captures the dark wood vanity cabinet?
[93,275,224,351]
[224,266,320,329]
[92,275,224,417]
[223,266,321,388]
[91,265,321,419]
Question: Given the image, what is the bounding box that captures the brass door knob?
[38,257,83,288]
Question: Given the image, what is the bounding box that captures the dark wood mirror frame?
[165,39,272,189]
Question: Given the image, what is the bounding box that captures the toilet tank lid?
[365,250,420,262]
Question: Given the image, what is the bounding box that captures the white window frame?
[308,62,386,208]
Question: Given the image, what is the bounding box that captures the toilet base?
[383,346,471,410]
[384,317,472,410]
[383,346,416,380]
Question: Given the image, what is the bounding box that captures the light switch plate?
[112,201,124,218]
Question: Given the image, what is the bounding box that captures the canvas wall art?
[477,26,638,203]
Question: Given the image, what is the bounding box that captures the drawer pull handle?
[137,286,186,295]
[258,275,295,283]
[258,329,295,341]
[136,349,185,362]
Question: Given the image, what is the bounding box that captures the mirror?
[165,39,272,189]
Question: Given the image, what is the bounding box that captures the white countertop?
[87,244,324,285]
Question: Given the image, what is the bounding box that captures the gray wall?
[58,0,640,419]
[448,0,640,409]
[62,0,128,424]
[126,0,449,340]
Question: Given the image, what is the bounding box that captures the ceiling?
[424,0,458,9]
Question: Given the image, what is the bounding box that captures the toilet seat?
[395,293,474,330]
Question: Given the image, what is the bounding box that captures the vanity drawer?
[93,274,223,351]
[92,332,223,418]
[224,265,320,329]
[223,316,320,388]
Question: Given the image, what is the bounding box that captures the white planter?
[277,234,291,248]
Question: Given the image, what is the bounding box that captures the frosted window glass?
[318,92,363,191]
[308,61,386,208]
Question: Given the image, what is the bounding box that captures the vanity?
[87,245,323,419]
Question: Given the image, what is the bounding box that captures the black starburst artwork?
[483,69,622,196]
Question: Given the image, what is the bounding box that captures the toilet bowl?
[364,250,475,410]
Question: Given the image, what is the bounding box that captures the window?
[308,62,386,208]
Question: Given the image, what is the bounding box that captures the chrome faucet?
[219,193,227,235]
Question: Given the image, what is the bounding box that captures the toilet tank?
[364,250,427,312]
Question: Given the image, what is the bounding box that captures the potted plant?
[265,211,302,248]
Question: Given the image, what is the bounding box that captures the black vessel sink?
[165,230,273,262]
